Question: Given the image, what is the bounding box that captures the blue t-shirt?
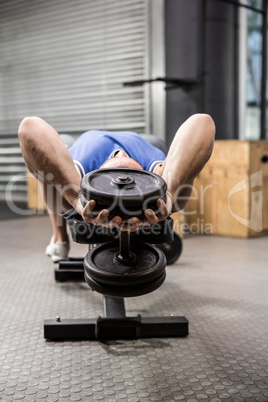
[68,130,165,177]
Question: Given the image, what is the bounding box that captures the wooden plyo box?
[184,140,268,237]
[171,211,184,238]
[27,171,47,211]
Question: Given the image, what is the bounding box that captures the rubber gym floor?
[0,205,267,402]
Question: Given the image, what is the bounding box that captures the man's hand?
[122,194,173,232]
[74,196,122,228]
[74,192,173,232]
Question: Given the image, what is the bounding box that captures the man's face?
[100,150,143,170]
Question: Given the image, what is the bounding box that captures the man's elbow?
[18,116,42,142]
[191,113,215,135]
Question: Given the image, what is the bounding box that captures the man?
[18,114,215,261]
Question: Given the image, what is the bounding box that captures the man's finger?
[82,200,96,219]
[144,209,158,224]
[96,209,109,224]
[128,217,143,232]
[110,216,122,228]
[128,217,140,227]
[156,199,169,220]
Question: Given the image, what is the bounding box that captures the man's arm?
[137,114,215,226]
[19,117,81,210]
[18,117,111,225]
[162,113,215,209]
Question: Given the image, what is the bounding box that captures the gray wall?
[0,0,148,201]
[165,0,239,145]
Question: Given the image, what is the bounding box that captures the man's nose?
[116,150,128,158]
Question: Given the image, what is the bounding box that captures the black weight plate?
[85,270,166,298]
[81,168,167,219]
[67,213,119,244]
[156,233,183,265]
[84,242,166,287]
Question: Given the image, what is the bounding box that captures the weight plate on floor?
[84,241,166,287]
[85,270,166,298]
[156,232,183,265]
[81,168,167,219]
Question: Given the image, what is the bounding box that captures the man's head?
[100,150,143,170]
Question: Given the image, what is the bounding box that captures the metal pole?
[103,296,126,318]
[234,0,239,139]
[261,0,268,139]
[199,0,207,112]
[214,0,265,14]
[118,231,131,260]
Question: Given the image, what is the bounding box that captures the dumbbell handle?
[115,231,136,263]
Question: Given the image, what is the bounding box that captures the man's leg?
[36,158,70,261]
[45,210,70,261]
[48,210,68,243]
[38,177,69,240]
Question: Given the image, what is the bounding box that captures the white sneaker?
[45,236,70,262]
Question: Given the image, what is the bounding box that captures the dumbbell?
[81,168,168,297]
[156,232,182,265]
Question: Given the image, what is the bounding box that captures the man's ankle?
[53,234,69,243]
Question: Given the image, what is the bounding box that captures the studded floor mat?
[0,215,267,401]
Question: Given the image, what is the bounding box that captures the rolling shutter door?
[0,0,148,201]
